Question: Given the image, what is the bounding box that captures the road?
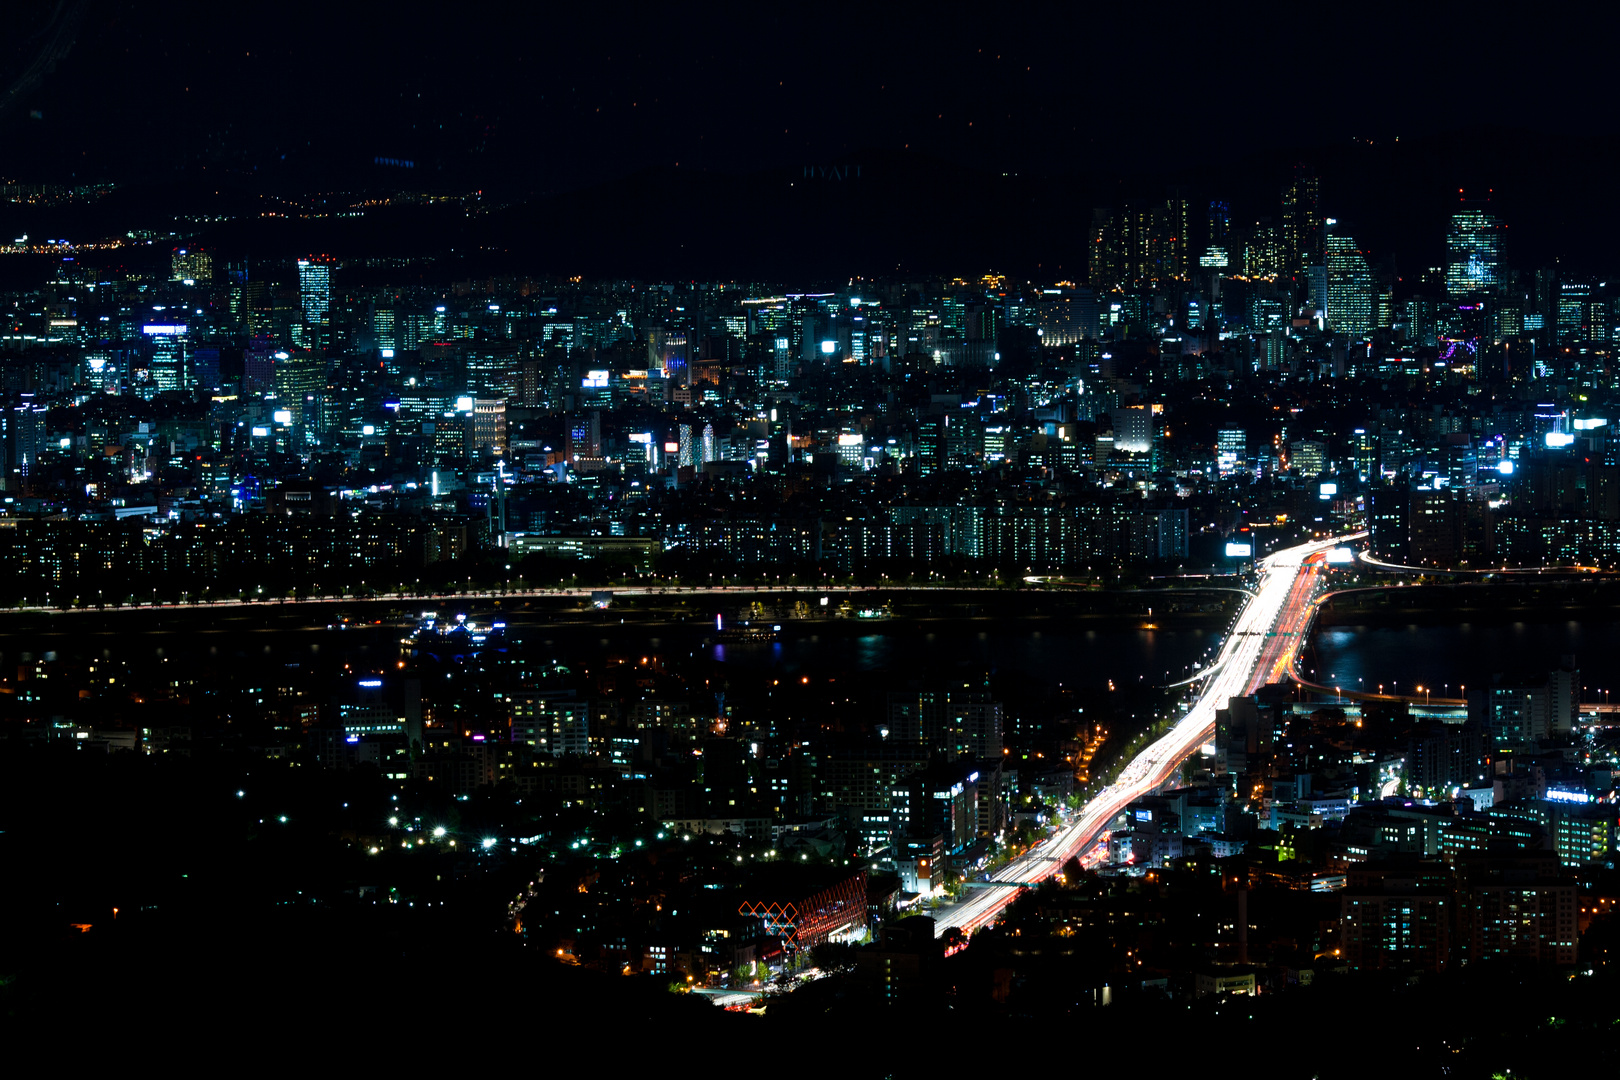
[934,532,1365,938]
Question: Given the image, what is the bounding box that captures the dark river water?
[3,598,1613,709]
[1308,617,1620,700]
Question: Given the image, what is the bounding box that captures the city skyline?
[5,5,1620,1064]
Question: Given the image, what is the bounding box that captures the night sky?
[4,2,1620,276]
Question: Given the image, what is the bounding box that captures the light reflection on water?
[1311,618,1620,699]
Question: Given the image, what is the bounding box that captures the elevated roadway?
[934,532,1366,938]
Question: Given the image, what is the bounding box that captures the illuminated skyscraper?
[1281,166,1322,273]
[1445,208,1502,299]
[170,247,212,283]
[142,322,190,394]
[1216,428,1246,477]
[1244,222,1283,279]
[297,257,333,324]
[1324,222,1375,338]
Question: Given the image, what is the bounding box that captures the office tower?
[700,421,716,464]
[469,398,507,457]
[273,349,324,405]
[1090,199,1188,288]
[1304,265,1328,317]
[1216,428,1246,477]
[142,322,189,394]
[1376,291,1395,330]
[678,423,694,467]
[1445,206,1502,299]
[1161,196,1191,281]
[1244,222,1283,280]
[1090,208,1123,289]
[1290,440,1327,476]
[772,336,792,383]
[192,347,221,391]
[1558,282,1591,345]
[1352,428,1377,481]
[170,247,212,283]
[1324,222,1375,338]
[372,306,396,352]
[1109,405,1153,454]
[297,257,333,325]
[243,341,277,396]
[1281,166,1322,273]
[1207,199,1231,246]
[11,394,45,477]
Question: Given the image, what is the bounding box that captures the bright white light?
[1546,432,1575,448]
[432,826,447,838]
[481,837,497,849]
[1496,459,1515,475]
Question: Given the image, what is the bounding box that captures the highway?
[934,532,1365,938]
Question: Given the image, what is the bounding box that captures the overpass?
[934,532,1365,938]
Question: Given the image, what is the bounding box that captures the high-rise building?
[1090,199,1191,288]
[1324,222,1375,338]
[1557,281,1591,345]
[170,247,212,284]
[1445,207,1502,299]
[1244,221,1283,280]
[1207,199,1231,246]
[1216,428,1246,477]
[1281,166,1322,274]
[297,257,333,325]
[469,398,507,457]
[141,322,189,395]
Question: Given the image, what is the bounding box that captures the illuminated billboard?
[1225,542,1253,557]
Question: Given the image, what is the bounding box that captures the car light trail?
[934,532,1365,938]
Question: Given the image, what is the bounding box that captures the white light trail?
[935,532,1364,937]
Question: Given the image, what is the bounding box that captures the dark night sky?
[3,1,1619,277]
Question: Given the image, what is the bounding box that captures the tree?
[809,941,856,971]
